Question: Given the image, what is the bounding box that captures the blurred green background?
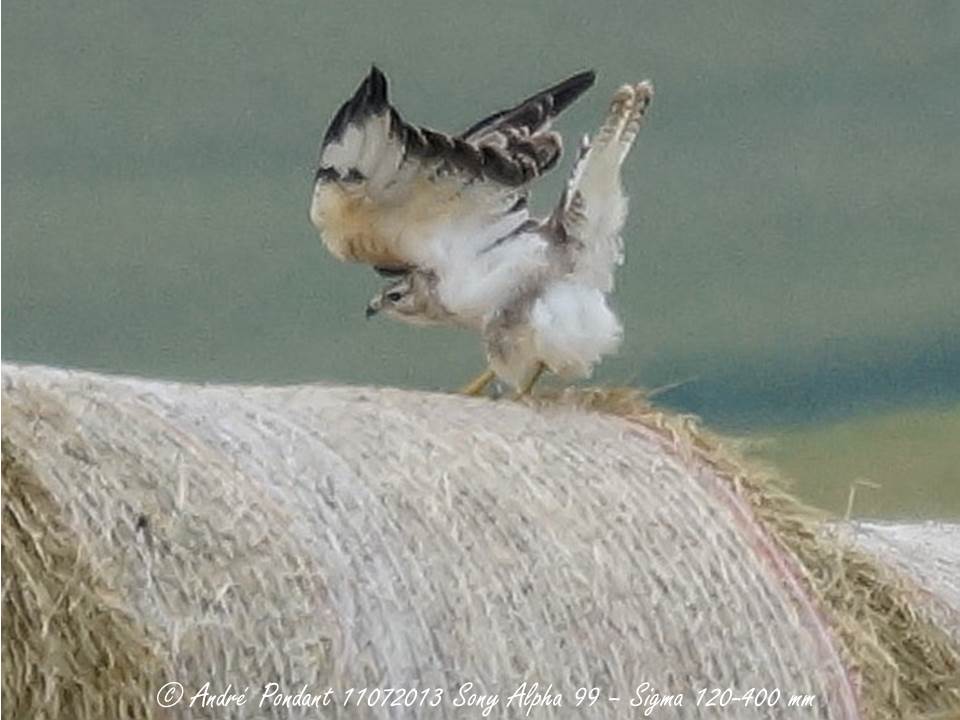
[3,1,958,517]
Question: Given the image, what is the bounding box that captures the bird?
[366,81,654,396]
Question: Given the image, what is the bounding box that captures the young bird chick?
[368,81,653,396]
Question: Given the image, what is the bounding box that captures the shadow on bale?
[2,440,164,719]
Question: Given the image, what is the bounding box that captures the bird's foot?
[513,362,547,399]
[459,369,496,397]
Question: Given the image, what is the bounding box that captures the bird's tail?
[590,81,654,164]
[553,80,654,292]
[561,81,654,215]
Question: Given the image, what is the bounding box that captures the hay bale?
[2,363,958,718]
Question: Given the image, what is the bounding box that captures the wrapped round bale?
[2,363,958,718]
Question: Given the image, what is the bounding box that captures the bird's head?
[365,271,451,326]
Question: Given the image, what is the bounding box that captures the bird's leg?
[459,369,496,397]
[515,362,547,398]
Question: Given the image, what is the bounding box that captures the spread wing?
[552,81,653,292]
[309,66,595,274]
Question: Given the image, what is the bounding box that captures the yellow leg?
[515,362,547,398]
[459,369,496,396]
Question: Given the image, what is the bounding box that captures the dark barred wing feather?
[310,66,595,271]
[315,66,595,190]
[460,69,596,177]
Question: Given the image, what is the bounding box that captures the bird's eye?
[386,291,404,303]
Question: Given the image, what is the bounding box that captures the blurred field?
[4,2,958,420]
[748,403,960,519]
[3,2,959,518]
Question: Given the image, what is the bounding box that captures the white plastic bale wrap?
[0,363,906,719]
[844,522,960,647]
